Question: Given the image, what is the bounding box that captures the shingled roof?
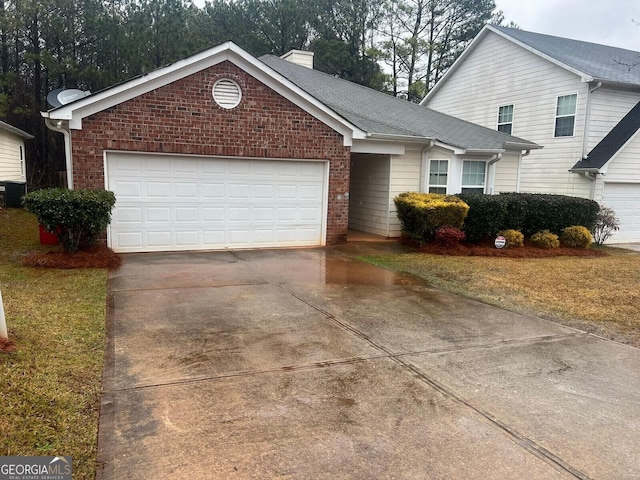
[260,54,538,152]
[490,25,640,87]
[571,101,640,171]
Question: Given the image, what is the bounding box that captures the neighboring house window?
[428,159,448,194]
[497,105,513,134]
[19,145,24,176]
[461,161,486,194]
[554,94,577,137]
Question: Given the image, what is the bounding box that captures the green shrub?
[497,229,524,248]
[23,188,116,253]
[435,226,466,247]
[530,230,560,249]
[561,225,592,248]
[394,192,469,245]
[457,193,600,243]
[592,206,620,245]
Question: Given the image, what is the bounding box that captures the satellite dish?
[47,88,64,108]
[57,89,90,105]
[46,88,91,108]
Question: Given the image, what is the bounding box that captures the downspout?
[516,149,530,192]
[487,153,502,194]
[582,81,602,157]
[44,118,73,189]
[420,140,436,192]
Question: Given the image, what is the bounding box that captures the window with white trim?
[428,159,448,194]
[461,160,486,194]
[497,105,514,134]
[554,94,577,137]
[19,145,24,176]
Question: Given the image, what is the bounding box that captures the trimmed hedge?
[23,188,116,253]
[497,229,524,248]
[456,193,599,243]
[561,225,592,248]
[394,192,469,245]
[531,230,560,249]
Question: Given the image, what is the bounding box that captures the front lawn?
[360,247,640,346]
[0,208,108,479]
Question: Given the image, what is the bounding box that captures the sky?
[494,0,639,51]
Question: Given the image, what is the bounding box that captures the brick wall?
[71,61,350,245]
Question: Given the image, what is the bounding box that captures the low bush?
[531,230,560,249]
[394,192,469,245]
[457,193,599,243]
[497,229,524,248]
[592,206,620,245]
[435,226,466,247]
[561,225,592,249]
[23,188,116,253]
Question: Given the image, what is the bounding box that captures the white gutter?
[420,140,436,192]
[487,153,502,194]
[516,149,531,192]
[44,117,73,189]
[582,81,603,157]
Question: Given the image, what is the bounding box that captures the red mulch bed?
[22,245,122,269]
[407,239,608,258]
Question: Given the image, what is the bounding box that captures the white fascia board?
[486,26,593,82]
[351,139,405,155]
[43,42,364,146]
[504,141,543,150]
[0,121,34,139]
[464,148,506,155]
[434,140,465,155]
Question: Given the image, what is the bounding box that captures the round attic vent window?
[212,79,242,109]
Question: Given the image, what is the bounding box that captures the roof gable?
[0,121,33,139]
[422,25,640,105]
[260,55,539,152]
[42,42,363,145]
[489,25,640,86]
[571,101,640,171]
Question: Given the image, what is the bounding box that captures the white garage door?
[106,152,327,253]
[602,182,640,243]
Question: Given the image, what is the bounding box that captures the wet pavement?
[99,243,640,479]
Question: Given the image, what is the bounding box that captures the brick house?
[42,42,537,253]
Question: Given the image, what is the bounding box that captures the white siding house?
[422,25,640,242]
[261,53,540,239]
[0,121,32,183]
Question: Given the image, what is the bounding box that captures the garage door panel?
[146,182,171,197]
[602,182,640,242]
[107,153,326,252]
[116,207,142,223]
[147,207,171,223]
[175,183,198,197]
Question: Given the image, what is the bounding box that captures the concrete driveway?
[98,243,640,479]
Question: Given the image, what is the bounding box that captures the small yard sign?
[495,236,506,249]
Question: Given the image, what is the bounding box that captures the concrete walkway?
[98,243,640,479]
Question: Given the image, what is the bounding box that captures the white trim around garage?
[104,151,329,253]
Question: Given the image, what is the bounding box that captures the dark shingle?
[260,55,537,151]
[572,101,640,170]
[491,25,640,86]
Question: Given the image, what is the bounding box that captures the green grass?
[359,247,640,346]
[0,208,107,479]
